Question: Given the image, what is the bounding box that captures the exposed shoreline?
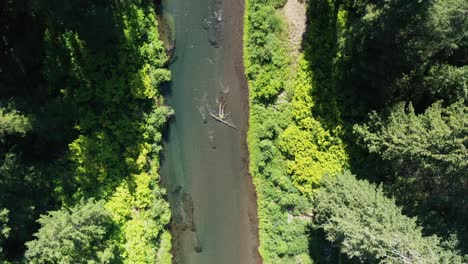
[220,0,262,262]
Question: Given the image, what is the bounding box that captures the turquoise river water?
[159,0,260,263]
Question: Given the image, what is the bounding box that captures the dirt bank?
[220,0,263,262]
[281,0,307,53]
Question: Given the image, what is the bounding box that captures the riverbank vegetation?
[244,0,467,262]
[0,0,172,263]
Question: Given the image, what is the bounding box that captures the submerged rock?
[173,185,182,194]
[208,35,219,48]
[194,234,203,253]
[201,18,211,30]
[208,130,216,149]
[194,244,203,253]
[202,8,222,48]
[182,192,196,232]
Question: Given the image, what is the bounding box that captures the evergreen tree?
[354,100,468,239]
[340,0,468,110]
[313,171,466,263]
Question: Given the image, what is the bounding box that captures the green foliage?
[247,0,467,261]
[0,208,9,258]
[106,161,171,263]
[248,102,313,263]
[245,0,349,261]
[244,0,289,102]
[248,93,313,263]
[339,0,468,111]
[244,0,309,260]
[0,107,31,140]
[278,57,348,195]
[41,1,172,262]
[130,64,171,99]
[313,171,466,263]
[38,0,172,203]
[423,65,468,103]
[156,231,173,264]
[0,0,172,262]
[0,152,56,258]
[25,200,120,264]
[247,0,468,261]
[301,0,468,255]
[328,0,468,255]
[354,100,468,241]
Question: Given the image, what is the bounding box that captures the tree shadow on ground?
[301,0,341,132]
[307,224,355,264]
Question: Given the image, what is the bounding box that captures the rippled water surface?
[159,0,258,263]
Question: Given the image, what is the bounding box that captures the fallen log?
[209,111,238,130]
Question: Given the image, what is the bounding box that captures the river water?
[158,0,260,263]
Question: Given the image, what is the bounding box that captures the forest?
[1,0,172,263]
[0,0,467,263]
[244,0,467,262]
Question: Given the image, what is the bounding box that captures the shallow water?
[159,0,259,263]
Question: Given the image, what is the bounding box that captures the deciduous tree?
[25,200,119,264]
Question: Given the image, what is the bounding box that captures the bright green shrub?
[244,2,289,102]
[0,208,9,259]
[39,1,173,263]
[0,108,32,139]
[106,163,171,264]
[278,57,348,196]
[157,231,173,264]
[245,0,319,260]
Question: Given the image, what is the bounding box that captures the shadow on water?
[160,79,173,101]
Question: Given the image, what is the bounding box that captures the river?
[158,0,260,263]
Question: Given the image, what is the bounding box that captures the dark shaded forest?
[337,0,467,255]
[0,0,172,263]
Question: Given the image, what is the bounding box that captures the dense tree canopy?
[0,0,172,262]
[338,0,468,255]
[25,200,118,264]
[354,100,468,245]
[313,171,466,263]
[278,58,348,195]
[0,0,466,261]
[340,0,468,111]
[245,0,467,262]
